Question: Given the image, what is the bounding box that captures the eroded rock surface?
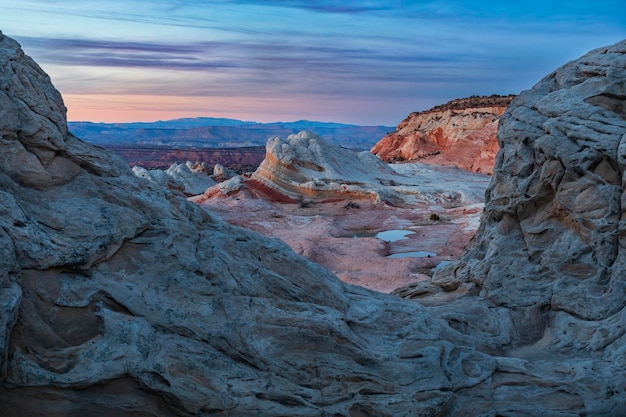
[2,29,626,417]
[198,130,491,208]
[0,31,494,417]
[198,162,489,293]
[133,161,216,196]
[371,95,514,174]
[397,40,626,415]
[248,130,400,202]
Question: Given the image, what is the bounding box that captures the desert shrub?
[429,213,440,221]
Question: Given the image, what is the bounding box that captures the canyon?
[1,29,625,417]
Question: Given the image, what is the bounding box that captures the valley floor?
[200,190,484,293]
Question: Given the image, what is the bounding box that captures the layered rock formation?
[0,30,494,417]
[249,131,399,202]
[198,130,490,207]
[371,95,514,174]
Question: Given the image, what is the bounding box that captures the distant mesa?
[104,144,267,170]
[371,94,515,174]
[69,118,393,170]
[68,118,393,152]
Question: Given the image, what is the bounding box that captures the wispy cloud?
[17,35,470,73]
[17,34,488,101]
[2,0,624,124]
[212,0,400,14]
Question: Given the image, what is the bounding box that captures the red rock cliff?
[371,95,514,174]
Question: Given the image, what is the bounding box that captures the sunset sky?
[1,1,624,125]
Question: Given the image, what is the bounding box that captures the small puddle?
[340,229,416,241]
[387,251,436,259]
[375,229,415,242]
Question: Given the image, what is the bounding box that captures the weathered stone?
[0,30,494,417]
[133,160,216,195]
[371,95,514,174]
[199,130,491,208]
[397,39,626,415]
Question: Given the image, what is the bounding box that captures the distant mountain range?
[68,118,394,150]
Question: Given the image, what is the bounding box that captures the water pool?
[375,229,415,242]
[387,251,436,259]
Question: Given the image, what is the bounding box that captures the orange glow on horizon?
[62,93,402,126]
[63,94,286,123]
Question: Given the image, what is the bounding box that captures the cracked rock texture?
[2,29,626,417]
[0,31,493,417]
[397,39,626,415]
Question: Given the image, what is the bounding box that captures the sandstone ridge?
[371,94,514,174]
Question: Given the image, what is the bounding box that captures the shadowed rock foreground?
[1,30,625,417]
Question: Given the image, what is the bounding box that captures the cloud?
[18,35,470,77]
[6,0,624,125]
[18,37,244,70]
[197,0,401,14]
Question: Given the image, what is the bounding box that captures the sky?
[0,1,624,125]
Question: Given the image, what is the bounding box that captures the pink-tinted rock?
[200,196,483,293]
[371,95,514,174]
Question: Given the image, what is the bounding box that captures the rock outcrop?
[0,31,495,417]
[249,131,399,202]
[198,130,490,207]
[132,161,216,195]
[397,40,626,415]
[371,95,514,174]
[198,162,490,293]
